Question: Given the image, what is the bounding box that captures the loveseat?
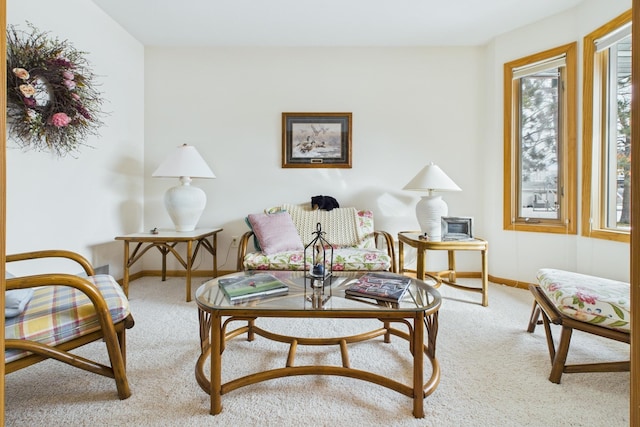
[237,203,396,273]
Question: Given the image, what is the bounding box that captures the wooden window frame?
[581,10,632,243]
[503,42,578,234]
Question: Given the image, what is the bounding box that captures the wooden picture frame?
[441,217,474,241]
[282,112,352,168]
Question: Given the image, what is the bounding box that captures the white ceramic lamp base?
[164,178,206,232]
[415,195,448,241]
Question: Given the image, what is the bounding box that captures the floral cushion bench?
[526,268,630,383]
[237,203,396,273]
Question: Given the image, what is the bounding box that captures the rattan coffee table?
[194,270,441,418]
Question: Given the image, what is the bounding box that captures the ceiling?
[92,0,584,47]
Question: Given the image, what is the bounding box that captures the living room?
[2,0,629,285]
[2,0,635,425]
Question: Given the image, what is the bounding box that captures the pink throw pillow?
[247,212,304,255]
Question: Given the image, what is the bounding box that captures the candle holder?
[304,222,333,306]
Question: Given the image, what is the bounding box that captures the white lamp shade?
[152,144,215,178]
[153,144,215,231]
[402,162,461,193]
[404,162,461,240]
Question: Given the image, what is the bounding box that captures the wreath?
[6,23,104,157]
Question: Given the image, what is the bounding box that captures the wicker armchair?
[5,250,134,399]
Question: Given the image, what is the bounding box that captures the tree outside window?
[503,43,577,234]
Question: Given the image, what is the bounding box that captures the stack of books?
[345,273,411,305]
[218,273,289,303]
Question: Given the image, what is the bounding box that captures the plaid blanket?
[5,274,130,363]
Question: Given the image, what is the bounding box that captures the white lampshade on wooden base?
[403,162,461,241]
[415,195,448,240]
[164,177,207,232]
[153,144,215,232]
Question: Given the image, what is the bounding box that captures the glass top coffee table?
[195,270,441,418]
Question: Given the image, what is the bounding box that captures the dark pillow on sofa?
[247,212,303,255]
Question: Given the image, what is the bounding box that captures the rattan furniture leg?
[527,284,630,383]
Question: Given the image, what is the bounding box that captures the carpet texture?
[5,276,630,426]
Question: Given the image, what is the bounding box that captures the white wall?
[5,0,632,285]
[6,0,145,277]
[483,0,632,283]
[144,46,484,272]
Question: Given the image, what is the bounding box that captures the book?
[345,273,412,303]
[218,273,289,303]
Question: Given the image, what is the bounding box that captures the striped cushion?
[279,204,367,247]
[5,274,130,363]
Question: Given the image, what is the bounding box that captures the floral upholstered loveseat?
[237,203,396,273]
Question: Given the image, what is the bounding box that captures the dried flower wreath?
[6,23,104,157]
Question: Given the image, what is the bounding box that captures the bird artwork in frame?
[282,112,352,168]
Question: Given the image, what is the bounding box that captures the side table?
[115,227,223,302]
[397,231,489,306]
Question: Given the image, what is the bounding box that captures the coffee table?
[195,270,441,418]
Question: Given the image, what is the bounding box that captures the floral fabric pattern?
[243,248,391,271]
[328,248,391,271]
[355,210,376,248]
[537,268,630,332]
[243,251,312,271]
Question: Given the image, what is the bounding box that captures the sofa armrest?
[7,249,95,276]
[374,230,397,273]
[236,231,256,271]
[5,250,131,328]
[6,250,125,330]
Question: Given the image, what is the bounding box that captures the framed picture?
[441,217,473,241]
[282,112,352,168]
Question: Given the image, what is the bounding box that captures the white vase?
[415,195,448,241]
[164,179,207,232]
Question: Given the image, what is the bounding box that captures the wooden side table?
[115,227,223,302]
[397,231,489,306]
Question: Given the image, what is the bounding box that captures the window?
[503,43,577,234]
[582,10,632,243]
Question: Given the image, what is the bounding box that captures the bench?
[237,203,396,273]
[527,268,630,383]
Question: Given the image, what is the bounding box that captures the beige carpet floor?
[5,275,630,426]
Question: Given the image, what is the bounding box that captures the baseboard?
[488,275,533,291]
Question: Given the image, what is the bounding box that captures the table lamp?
[152,144,215,232]
[403,162,461,240]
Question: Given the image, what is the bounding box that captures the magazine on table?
[218,273,289,303]
[345,273,412,303]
